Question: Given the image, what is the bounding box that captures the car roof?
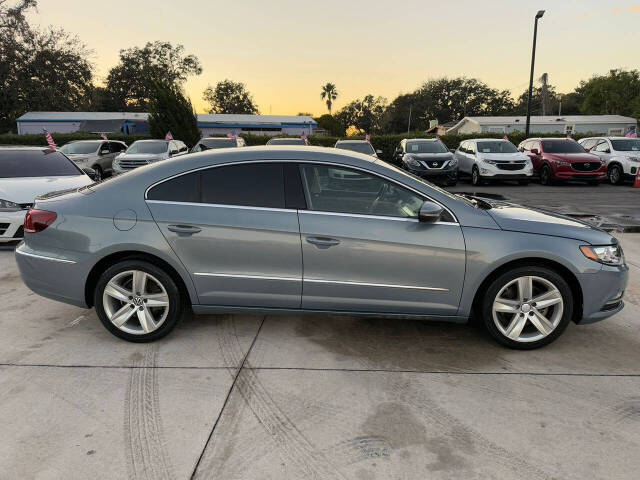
[405,138,439,142]
[201,137,235,140]
[0,146,54,150]
[335,139,370,144]
[469,138,510,142]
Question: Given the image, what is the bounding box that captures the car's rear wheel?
[481,266,573,349]
[94,260,182,342]
[540,165,554,186]
[608,164,623,185]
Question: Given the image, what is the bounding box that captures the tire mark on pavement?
[124,344,175,480]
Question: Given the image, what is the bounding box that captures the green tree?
[105,41,202,111]
[335,95,387,134]
[320,83,338,114]
[0,0,93,132]
[148,81,200,147]
[579,69,640,116]
[203,80,259,114]
[314,113,345,136]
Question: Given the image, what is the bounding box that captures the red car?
[518,138,607,185]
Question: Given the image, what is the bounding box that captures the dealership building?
[16,112,317,137]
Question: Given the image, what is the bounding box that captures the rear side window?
[201,163,285,208]
[147,171,200,202]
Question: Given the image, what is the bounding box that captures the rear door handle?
[306,236,340,248]
[168,224,201,235]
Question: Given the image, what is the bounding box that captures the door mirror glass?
[82,167,97,180]
[376,149,383,155]
[530,148,539,155]
[170,149,179,156]
[418,201,443,223]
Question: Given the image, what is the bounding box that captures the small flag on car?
[100,133,108,140]
[503,134,509,141]
[436,135,441,141]
[226,132,233,138]
[626,127,637,138]
[365,134,370,141]
[301,134,307,140]
[43,128,57,149]
[165,131,174,141]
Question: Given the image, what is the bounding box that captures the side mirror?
[531,148,539,155]
[585,148,590,152]
[82,167,97,181]
[170,149,179,156]
[376,149,383,155]
[418,201,443,223]
[605,149,611,154]
[449,148,455,154]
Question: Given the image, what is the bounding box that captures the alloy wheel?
[609,166,621,185]
[102,270,170,335]
[492,275,564,343]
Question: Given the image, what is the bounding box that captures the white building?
[446,115,637,136]
[16,112,317,137]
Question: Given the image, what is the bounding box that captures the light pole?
[525,10,545,138]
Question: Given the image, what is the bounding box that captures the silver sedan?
[16,147,628,349]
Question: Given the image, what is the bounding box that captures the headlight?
[405,156,421,168]
[0,199,21,212]
[482,158,497,165]
[449,157,458,167]
[580,244,625,266]
[626,156,640,163]
[553,160,571,167]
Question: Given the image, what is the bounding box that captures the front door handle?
[168,224,202,235]
[306,236,340,248]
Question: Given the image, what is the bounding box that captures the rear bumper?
[0,210,27,243]
[576,264,629,324]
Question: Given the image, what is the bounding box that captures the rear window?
[541,140,586,153]
[198,139,237,149]
[267,138,306,145]
[0,149,82,178]
[335,142,375,155]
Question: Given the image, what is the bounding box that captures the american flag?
[503,134,509,141]
[626,127,637,138]
[43,129,57,149]
[100,133,108,140]
[436,135,441,141]
[567,133,573,139]
[165,131,173,141]
[226,132,233,138]
[301,134,307,140]
[365,134,370,142]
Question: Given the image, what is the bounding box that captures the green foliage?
[579,69,640,117]
[0,0,93,133]
[320,83,338,114]
[335,95,387,134]
[105,41,202,112]
[148,81,200,147]
[203,80,259,114]
[314,114,345,136]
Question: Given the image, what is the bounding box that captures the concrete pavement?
[0,234,638,479]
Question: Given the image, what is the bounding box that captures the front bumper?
[406,165,458,182]
[553,167,607,181]
[0,210,27,243]
[576,264,629,324]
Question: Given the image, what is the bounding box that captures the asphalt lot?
[1,189,639,479]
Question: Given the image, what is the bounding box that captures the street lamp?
[525,10,545,138]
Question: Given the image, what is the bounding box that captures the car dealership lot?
[1,225,639,478]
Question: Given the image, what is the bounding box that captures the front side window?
[299,164,423,218]
[0,149,82,178]
[593,141,610,153]
[110,142,126,153]
[126,141,168,154]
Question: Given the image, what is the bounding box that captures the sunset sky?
[29,0,640,115]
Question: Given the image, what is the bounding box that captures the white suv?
[455,138,533,185]
[578,137,640,185]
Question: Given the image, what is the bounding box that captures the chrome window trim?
[144,159,458,223]
[15,249,76,264]
[192,272,449,292]
[146,199,295,213]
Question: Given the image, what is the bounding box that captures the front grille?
[12,225,24,239]
[496,162,526,171]
[421,160,447,169]
[118,160,149,169]
[0,223,9,235]
[572,162,600,172]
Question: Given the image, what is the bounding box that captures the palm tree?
[320,83,338,115]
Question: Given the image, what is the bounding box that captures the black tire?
[480,266,573,350]
[540,165,554,186]
[608,164,623,185]
[471,166,483,186]
[94,259,183,342]
[92,166,103,182]
[518,180,530,186]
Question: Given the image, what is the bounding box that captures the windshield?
[406,141,448,154]
[126,141,167,154]
[60,141,100,155]
[267,138,306,145]
[199,139,237,149]
[476,141,518,154]
[541,140,586,154]
[611,139,640,152]
[335,142,375,155]
[0,149,82,178]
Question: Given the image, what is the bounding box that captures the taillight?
[24,209,57,233]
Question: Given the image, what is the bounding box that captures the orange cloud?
[613,5,640,13]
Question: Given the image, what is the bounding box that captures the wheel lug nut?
[138,306,144,311]
[130,305,134,309]
[143,299,147,303]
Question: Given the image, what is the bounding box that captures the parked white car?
[113,139,189,174]
[578,137,640,185]
[455,138,533,185]
[0,147,93,242]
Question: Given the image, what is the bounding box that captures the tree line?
[3,0,640,139]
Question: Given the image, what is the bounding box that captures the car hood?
[117,153,164,162]
[482,200,614,244]
[477,152,528,162]
[0,176,92,203]
[406,153,453,160]
[545,153,600,163]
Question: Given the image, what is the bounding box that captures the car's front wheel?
[608,164,623,185]
[540,165,554,186]
[471,166,483,186]
[94,260,183,342]
[481,266,573,349]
